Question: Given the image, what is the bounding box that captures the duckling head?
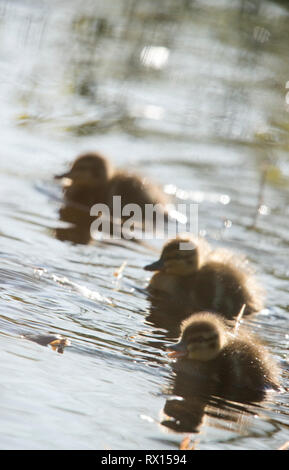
[55,152,112,185]
[168,312,227,362]
[144,237,200,276]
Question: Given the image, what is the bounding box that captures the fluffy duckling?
[55,152,169,221]
[168,312,280,396]
[144,235,264,320]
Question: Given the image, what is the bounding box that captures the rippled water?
[0,0,289,450]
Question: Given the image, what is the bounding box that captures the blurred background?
[0,0,288,450]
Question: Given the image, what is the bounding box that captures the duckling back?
[194,251,265,318]
[106,172,169,222]
[219,333,280,394]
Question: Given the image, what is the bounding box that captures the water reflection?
[161,373,212,433]
[23,333,71,354]
[55,208,93,244]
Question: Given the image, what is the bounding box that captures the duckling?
[168,312,280,397]
[55,152,169,219]
[144,234,264,320]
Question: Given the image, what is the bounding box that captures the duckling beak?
[144,258,164,271]
[54,171,71,180]
[167,341,187,359]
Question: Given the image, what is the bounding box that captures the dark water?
[0,0,288,450]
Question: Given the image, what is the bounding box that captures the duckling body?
[168,312,280,397]
[193,257,263,318]
[106,172,168,222]
[144,235,264,321]
[62,183,107,208]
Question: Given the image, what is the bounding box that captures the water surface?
[0,0,289,450]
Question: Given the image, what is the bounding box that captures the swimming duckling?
[55,152,169,219]
[168,312,280,396]
[144,235,264,320]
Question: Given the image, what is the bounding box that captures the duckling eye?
[80,163,91,170]
[188,335,205,343]
[75,163,87,171]
[165,253,195,262]
[187,333,218,343]
[164,255,178,261]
